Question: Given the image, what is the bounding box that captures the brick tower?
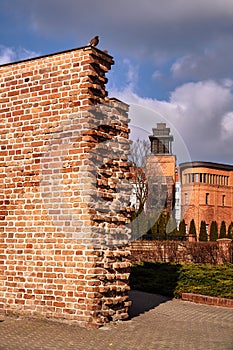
[146,123,176,216]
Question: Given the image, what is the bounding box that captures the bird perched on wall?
[88,36,99,47]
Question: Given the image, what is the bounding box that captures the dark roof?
[179,161,233,172]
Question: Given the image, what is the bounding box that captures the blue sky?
[0,0,233,164]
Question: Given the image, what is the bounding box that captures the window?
[152,184,159,193]
[151,184,159,207]
[222,195,225,207]
[220,176,223,185]
[195,173,199,182]
[213,174,215,184]
[203,173,207,183]
[210,174,213,185]
[205,193,209,205]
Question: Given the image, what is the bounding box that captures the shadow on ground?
[128,290,171,318]
[129,262,182,297]
[128,262,181,318]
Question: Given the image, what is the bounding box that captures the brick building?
[180,161,233,238]
[145,124,233,239]
[0,45,132,327]
[146,123,176,217]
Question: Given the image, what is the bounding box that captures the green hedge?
[130,262,233,299]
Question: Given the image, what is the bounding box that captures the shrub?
[131,209,149,240]
[189,219,197,239]
[227,222,233,239]
[199,220,208,241]
[166,216,179,239]
[178,219,186,237]
[130,262,233,299]
[209,221,218,241]
[174,263,233,299]
[219,221,227,238]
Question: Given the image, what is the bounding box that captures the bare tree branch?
[129,139,151,213]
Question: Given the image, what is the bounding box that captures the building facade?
[145,124,233,239]
[146,123,176,217]
[175,171,181,226]
[180,161,233,238]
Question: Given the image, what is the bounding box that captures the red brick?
[0,45,131,329]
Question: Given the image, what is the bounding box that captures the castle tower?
[146,123,176,219]
[149,122,174,155]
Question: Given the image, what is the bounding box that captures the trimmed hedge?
[130,262,233,299]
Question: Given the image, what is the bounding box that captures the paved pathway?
[0,291,232,350]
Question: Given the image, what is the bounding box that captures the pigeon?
[88,36,99,47]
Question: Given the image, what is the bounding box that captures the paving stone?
[0,291,232,350]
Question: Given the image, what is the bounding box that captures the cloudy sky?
[0,0,233,164]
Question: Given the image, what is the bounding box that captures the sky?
[0,0,233,164]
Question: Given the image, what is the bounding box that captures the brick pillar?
[216,238,232,264]
[0,46,132,328]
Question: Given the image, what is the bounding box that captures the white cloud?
[17,47,39,61]
[171,40,233,80]
[0,46,15,64]
[3,0,233,63]
[123,59,139,91]
[110,80,233,164]
[1,0,233,164]
[221,112,233,141]
[152,70,163,80]
[0,46,39,65]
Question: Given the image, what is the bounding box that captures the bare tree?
[129,139,151,168]
[129,139,151,213]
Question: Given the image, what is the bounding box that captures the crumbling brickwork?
[0,46,132,327]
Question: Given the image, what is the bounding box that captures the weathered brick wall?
[0,46,132,328]
[130,239,232,264]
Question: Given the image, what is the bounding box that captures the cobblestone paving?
[0,291,232,350]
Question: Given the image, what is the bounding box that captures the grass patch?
[129,262,233,299]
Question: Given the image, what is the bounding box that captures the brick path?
[0,291,232,350]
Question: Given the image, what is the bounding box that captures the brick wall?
[130,239,233,264]
[0,46,132,328]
